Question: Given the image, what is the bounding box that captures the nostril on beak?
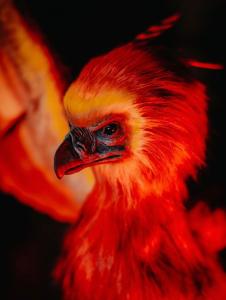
[69,127,96,156]
[76,141,86,152]
[69,132,85,155]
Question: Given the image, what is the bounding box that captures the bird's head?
[54,44,207,202]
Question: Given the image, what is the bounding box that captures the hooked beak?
[54,128,121,179]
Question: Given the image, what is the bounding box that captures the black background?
[1,1,226,299]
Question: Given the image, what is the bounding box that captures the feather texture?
[55,43,226,299]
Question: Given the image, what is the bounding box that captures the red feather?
[135,13,181,41]
[54,44,226,299]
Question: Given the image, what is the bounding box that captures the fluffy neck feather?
[55,172,226,300]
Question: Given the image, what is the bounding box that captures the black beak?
[54,128,96,179]
[54,126,124,179]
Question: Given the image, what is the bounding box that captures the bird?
[53,14,226,300]
[0,2,225,299]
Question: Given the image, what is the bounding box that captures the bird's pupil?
[103,123,118,135]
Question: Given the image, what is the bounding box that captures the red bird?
[54,16,226,300]
[0,3,225,299]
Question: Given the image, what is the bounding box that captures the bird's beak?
[54,127,122,179]
[54,128,96,179]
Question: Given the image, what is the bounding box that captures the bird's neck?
[56,175,212,300]
[86,173,187,217]
[79,175,194,259]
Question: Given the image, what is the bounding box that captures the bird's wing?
[188,202,226,254]
[0,0,94,222]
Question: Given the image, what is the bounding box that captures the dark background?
[1,0,226,299]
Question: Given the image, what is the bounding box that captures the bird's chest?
[71,224,167,300]
[66,221,215,300]
[73,243,142,300]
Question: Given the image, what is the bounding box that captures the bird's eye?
[95,122,123,142]
[102,123,119,136]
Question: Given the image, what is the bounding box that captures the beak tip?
[54,166,64,180]
[54,160,64,180]
[56,173,63,180]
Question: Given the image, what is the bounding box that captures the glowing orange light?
[0,2,93,222]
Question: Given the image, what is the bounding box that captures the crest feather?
[135,13,180,42]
